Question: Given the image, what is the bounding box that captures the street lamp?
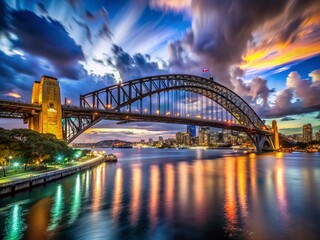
[8,155,12,167]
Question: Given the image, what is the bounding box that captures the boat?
[306,148,318,153]
[105,153,118,162]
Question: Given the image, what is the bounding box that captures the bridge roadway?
[0,99,41,119]
[0,99,273,136]
[62,105,273,136]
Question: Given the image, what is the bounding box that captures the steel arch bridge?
[62,74,277,151]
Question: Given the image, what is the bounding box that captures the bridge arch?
[63,74,274,150]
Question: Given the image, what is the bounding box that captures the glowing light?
[224,157,237,234]
[112,168,123,222]
[5,92,21,98]
[144,108,148,113]
[165,164,175,220]
[130,166,142,224]
[3,204,25,240]
[13,162,19,167]
[149,165,160,226]
[69,175,81,224]
[48,185,64,231]
[156,110,160,114]
[166,111,171,116]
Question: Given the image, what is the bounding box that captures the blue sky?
[0,0,320,142]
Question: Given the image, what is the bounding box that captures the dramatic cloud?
[264,70,320,118]
[0,50,53,97]
[7,9,86,79]
[233,73,272,108]
[67,0,80,11]
[0,0,9,36]
[286,71,320,107]
[37,2,48,15]
[107,44,167,81]
[315,112,320,120]
[73,17,93,44]
[60,73,117,103]
[151,0,320,89]
[167,39,200,73]
[281,116,297,121]
[98,23,113,40]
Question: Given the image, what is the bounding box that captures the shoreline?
[0,155,105,197]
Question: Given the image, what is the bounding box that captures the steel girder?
[60,74,272,144]
[80,74,266,128]
[0,100,41,120]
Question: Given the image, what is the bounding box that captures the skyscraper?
[176,132,191,146]
[316,130,320,141]
[302,124,313,142]
[187,125,197,137]
[199,127,210,146]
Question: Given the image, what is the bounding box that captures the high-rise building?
[176,132,191,146]
[302,124,313,142]
[159,136,164,144]
[187,125,197,137]
[148,138,154,146]
[316,130,320,141]
[209,132,219,145]
[222,129,232,144]
[199,127,210,146]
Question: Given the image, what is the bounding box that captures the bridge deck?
[0,100,41,119]
[62,105,272,135]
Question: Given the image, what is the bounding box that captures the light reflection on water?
[3,204,25,240]
[0,149,319,240]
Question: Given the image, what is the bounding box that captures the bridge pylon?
[272,120,280,150]
[28,76,63,140]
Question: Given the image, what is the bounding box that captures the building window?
[49,103,54,109]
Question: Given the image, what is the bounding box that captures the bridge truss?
[62,74,273,150]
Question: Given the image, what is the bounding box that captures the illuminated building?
[302,124,313,143]
[209,132,219,145]
[176,132,191,146]
[187,125,197,137]
[199,127,210,146]
[316,130,320,141]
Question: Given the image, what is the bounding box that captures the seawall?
[0,155,105,196]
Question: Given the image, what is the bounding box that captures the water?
[0,149,320,240]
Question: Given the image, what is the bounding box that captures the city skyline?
[0,0,320,142]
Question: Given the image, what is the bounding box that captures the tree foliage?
[0,129,75,165]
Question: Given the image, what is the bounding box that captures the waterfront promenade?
[0,154,104,195]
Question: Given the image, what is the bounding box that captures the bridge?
[0,75,281,152]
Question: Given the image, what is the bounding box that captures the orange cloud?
[5,92,21,98]
[243,14,320,72]
[149,0,191,11]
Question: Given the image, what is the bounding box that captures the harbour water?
[0,148,319,240]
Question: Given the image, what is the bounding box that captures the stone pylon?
[28,76,63,140]
[272,120,280,150]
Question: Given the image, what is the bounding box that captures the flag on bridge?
[202,68,209,72]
